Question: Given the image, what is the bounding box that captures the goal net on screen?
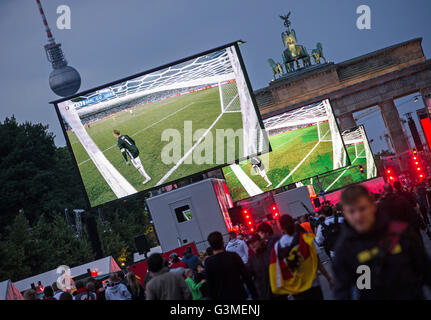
[73,50,237,118]
[342,126,377,179]
[263,100,347,170]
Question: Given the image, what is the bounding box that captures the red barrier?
[128,243,198,287]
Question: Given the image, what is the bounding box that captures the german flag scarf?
[269,231,318,295]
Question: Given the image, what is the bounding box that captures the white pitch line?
[130,102,195,138]
[324,149,365,192]
[275,129,330,189]
[156,111,226,186]
[230,164,263,197]
[63,105,137,198]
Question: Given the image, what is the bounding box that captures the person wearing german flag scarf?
[269,214,333,299]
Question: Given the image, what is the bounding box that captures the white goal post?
[342,126,377,179]
[226,47,266,158]
[359,126,377,179]
[263,99,347,170]
[322,99,347,169]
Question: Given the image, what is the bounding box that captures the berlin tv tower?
[36,0,81,97]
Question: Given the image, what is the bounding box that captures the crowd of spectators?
[22,179,431,300]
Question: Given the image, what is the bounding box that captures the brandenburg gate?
[256,13,431,167]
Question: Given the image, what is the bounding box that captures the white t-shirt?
[226,238,249,264]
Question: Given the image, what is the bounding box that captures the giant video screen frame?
[52,41,270,208]
[222,99,350,203]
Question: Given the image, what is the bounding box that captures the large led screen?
[222,99,349,202]
[53,43,269,208]
[299,125,378,194]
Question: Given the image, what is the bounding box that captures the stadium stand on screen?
[54,44,269,207]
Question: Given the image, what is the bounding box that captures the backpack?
[320,215,342,253]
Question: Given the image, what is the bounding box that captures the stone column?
[379,100,410,155]
[420,87,431,117]
[338,112,357,131]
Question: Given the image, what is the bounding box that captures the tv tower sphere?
[36,0,81,97]
[49,65,81,97]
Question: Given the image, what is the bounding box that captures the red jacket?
[170,261,188,269]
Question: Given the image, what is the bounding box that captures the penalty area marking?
[230,164,263,197]
[324,149,365,192]
[77,102,195,166]
[155,110,226,186]
[275,129,330,189]
[155,92,241,186]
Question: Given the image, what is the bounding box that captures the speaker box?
[134,235,150,255]
[85,216,103,259]
[228,206,244,225]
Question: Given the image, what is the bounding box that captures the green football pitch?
[67,86,244,207]
[223,122,336,202]
[300,141,376,194]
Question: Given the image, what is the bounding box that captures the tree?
[43,147,87,214]
[0,214,33,281]
[0,213,95,282]
[0,117,86,231]
[44,215,94,270]
[0,117,157,281]
[97,216,128,264]
[96,196,158,265]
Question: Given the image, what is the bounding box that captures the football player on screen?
[113,129,151,185]
[250,156,273,188]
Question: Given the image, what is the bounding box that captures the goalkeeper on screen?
[250,156,272,188]
[113,129,151,185]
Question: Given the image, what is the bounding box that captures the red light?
[389,176,394,180]
[386,169,391,174]
[417,167,421,171]
[250,228,254,232]
[248,221,252,225]
[420,174,424,178]
[245,215,250,219]
[420,117,431,150]
[272,206,277,211]
[415,162,419,165]
[413,156,417,160]
[243,209,248,214]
